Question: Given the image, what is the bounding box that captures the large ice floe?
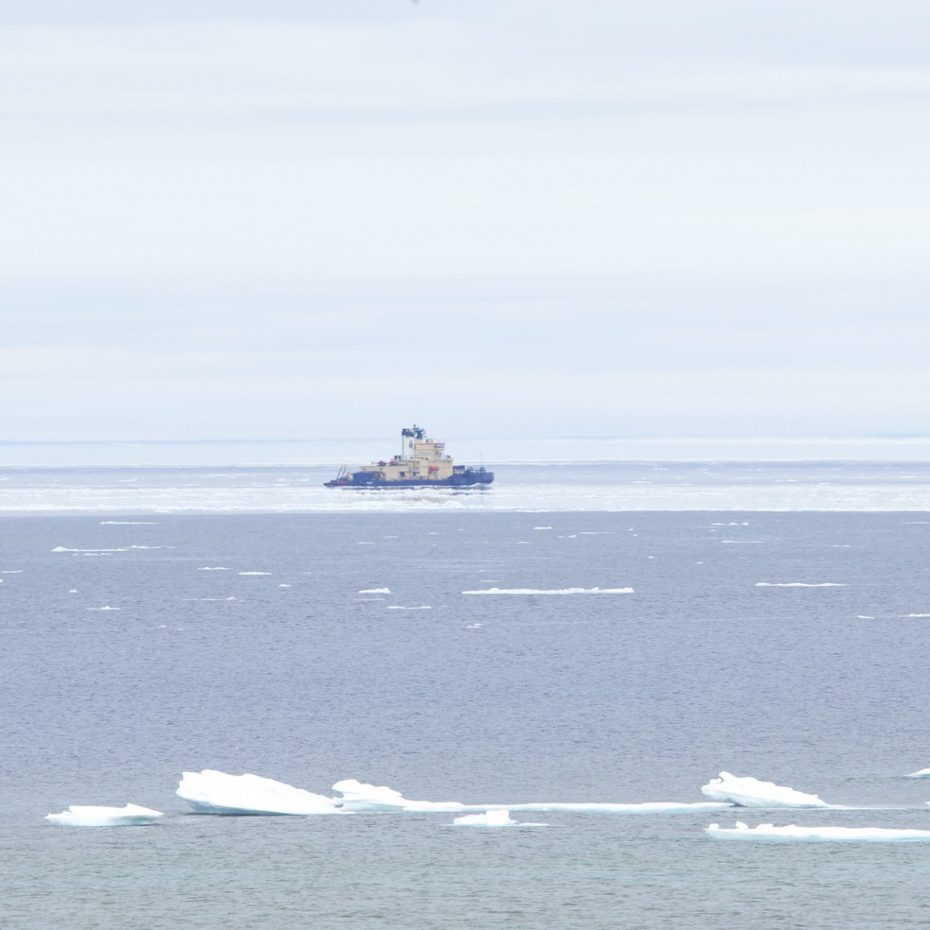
[177,770,342,815]
[46,803,163,826]
[707,821,930,842]
[700,772,830,808]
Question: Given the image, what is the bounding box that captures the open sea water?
[3,462,930,929]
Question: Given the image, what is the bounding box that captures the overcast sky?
[2,0,929,441]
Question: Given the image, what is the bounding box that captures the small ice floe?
[332,779,467,813]
[720,540,765,544]
[755,582,848,588]
[100,521,157,525]
[500,801,729,814]
[386,605,432,610]
[453,810,519,827]
[68,588,79,594]
[46,803,163,827]
[533,526,553,530]
[198,567,230,571]
[701,772,830,808]
[904,767,930,778]
[359,587,391,594]
[465,622,482,629]
[857,615,876,619]
[462,587,633,596]
[177,770,341,815]
[707,821,930,843]
[2,569,23,573]
[278,584,291,588]
[52,547,127,553]
[238,571,271,576]
[903,613,930,618]
[87,606,120,611]
[712,522,749,526]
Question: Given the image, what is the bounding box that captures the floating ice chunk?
[533,526,553,530]
[707,821,930,842]
[177,770,342,815]
[359,587,391,594]
[903,613,930,618]
[100,521,157,525]
[701,772,829,808]
[52,546,128,553]
[238,571,271,576]
[462,587,633,595]
[278,584,291,588]
[454,810,517,827]
[87,606,119,611]
[46,803,163,827]
[386,605,432,610]
[904,767,930,778]
[2,569,23,573]
[712,522,750,526]
[332,779,467,812]
[755,582,847,587]
[198,567,230,571]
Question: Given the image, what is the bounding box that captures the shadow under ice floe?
[707,822,930,842]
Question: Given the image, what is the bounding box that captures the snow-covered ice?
[462,587,633,595]
[358,587,391,594]
[177,770,342,815]
[198,566,230,571]
[332,779,467,812]
[238,571,271,576]
[700,772,830,808]
[904,767,930,778]
[707,821,930,842]
[46,803,163,826]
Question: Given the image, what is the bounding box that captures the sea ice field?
[3,462,930,928]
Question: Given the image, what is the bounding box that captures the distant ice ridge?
[707,821,930,842]
[177,770,342,815]
[700,772,830,808]
[755,582,848,588]
[46,803,163,826]
[462,587,634,595]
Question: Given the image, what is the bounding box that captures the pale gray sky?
[2,1,929,441]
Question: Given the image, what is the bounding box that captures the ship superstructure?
[325,426,494,488]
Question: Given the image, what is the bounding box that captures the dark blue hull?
[326,468,494,489]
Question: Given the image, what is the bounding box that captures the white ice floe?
[198,566,230,571]
[712,522,750,526]
[904,767,930,778]
[453,810,518,827]
[278,584,291,588]
[100,521,157,525]
[857,615,876,619]
[903,613,930,618]
[707,821,930,842]
[755,582,848,587]
[359,587,391,594]
[238,571,271,576]
[386,605,432,610]
[177,770,342,815]
[2,569,23,573]
[462,587,634,595]
[500,801,729,814]
[52,546,128,553]
[46,803,163,827]
[332,779,467,812]
[701,772,830,808]
[87,606,120,611]
[533,526,553,530]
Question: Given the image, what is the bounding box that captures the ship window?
[399,471,406,477]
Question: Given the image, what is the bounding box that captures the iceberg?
[46,803,163,827]
[332,779,467,812]
[700,771,830,808]
[177,770,342,815]
[453,810,518,827]
[707,821,930,842]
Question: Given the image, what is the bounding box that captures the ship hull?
[326,469,493,489]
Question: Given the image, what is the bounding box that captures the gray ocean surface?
[3,463,930,928]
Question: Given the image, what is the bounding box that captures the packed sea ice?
[46,803,164,826]
[707,821,930,842]
[700,772,830,808]
[177,770,342,815]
